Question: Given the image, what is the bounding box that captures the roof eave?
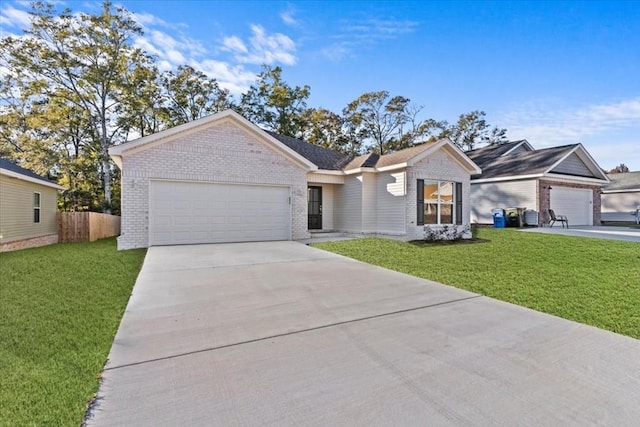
[0,168,66,190]
[602,188,640,193]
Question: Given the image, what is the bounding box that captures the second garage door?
[550,187,593,226]
[149,181,291,246]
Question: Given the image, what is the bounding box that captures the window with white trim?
[417,180,462,225]
[34,192,41,223]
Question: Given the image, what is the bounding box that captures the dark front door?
[308,186,322,230]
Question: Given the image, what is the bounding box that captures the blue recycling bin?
[492,208,506,228]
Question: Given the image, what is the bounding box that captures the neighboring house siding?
[375,170,406,234]
[335,175,363,232]
[601,191,640,222]
[470,179,537,224]
[551,153,592,176]
[405,149,471,240]
[507,145,530,155]
[118,120,308,249]
[0,175,58,243]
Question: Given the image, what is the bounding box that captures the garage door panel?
[550,187,592,226]
[150,181,291,246]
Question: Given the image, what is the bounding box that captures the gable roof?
[109,109,481,176]
[265,131,349,170]
[0,158,65,190]
[109,109,318,171]
[467,142,608,183]
[603,171,640,192]
[464,140,533,166]
[338,139,481,174]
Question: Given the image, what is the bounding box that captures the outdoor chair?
[548,209,569,228]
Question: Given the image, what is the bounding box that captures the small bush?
[423,224,470,241]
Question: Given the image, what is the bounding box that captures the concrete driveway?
[86,242,640,426]
[520,225,640,242]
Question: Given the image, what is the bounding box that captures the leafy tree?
[447,110,507,151]
[608,163,629,174]
[1,1,144,213]
[117,50,165,139]
[343,91,409,155]
[161,65,233,127]
[239,65,310,137]
[301,108,348,152]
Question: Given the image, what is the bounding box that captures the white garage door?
[149,181,290,246]
[550,187,593,226]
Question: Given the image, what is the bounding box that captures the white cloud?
[501,98,640,147]
[280,10,298,26]
[222,24,296,65]
[132,11,167,27]
[500,98,640,169]
[320,17,418,61]
[0,4,31,29]
[195,59,257,94]
[222,35,248,54]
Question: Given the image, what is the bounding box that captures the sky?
[1,0,639,170]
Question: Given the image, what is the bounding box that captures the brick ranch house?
[109,109,481,249]
[465,140,609,226]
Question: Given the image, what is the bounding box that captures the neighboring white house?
[601,172,640,223]
[466,140,609,226]
[109,109,481,249]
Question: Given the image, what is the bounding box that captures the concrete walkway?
[520,225,640,242]
[86,242,640,426]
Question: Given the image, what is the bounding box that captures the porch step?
[308,230,346,238]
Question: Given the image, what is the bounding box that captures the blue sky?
[1,1,639,169]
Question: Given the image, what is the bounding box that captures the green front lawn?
[0,238,146,426]
[314,228,640,339]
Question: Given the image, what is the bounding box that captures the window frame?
[34,192,41,223]
[416,179,462,226]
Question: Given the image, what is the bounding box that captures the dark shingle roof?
[465,140,529,167]
[265,131,349,170]
[0,158,56,184]
[604,172,640,191]
[467,144,579,179]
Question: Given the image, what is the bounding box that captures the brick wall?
[538,179,602,226]
[405,149,472,240]
[117,118,309,249]
[0,233,58,252]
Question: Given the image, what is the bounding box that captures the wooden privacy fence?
[58,212,121,243]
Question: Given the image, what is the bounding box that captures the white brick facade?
[112,111,478,248]
[117,119,309,249]
[405,149,472,240]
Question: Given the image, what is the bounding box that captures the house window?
[417,180,462,225]
[34,192,41,223]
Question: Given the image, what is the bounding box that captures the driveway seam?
[105,294,482,371]
[140,256,346,274]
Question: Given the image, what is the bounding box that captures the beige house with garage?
[466,140,609,226]
[0,159,65,252]
[110,110,481,249]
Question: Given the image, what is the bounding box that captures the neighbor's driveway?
[86,242,640,426]
[520,225,640,242]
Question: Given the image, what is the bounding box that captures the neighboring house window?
[34,192,41,223]
[417,180,462,225]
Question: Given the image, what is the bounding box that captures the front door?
[308,186,322,230]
